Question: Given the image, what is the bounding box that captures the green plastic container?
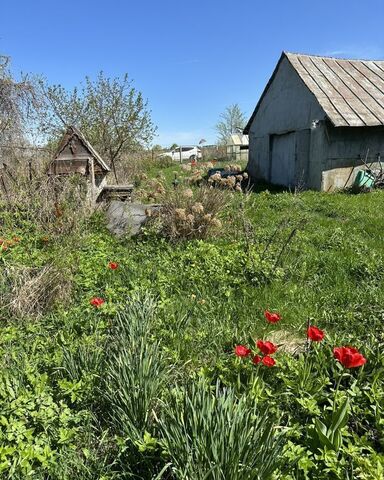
[354,170,375,189]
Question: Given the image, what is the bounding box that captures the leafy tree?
[215,104,246,145]
[0,55,38,145]
[152,144,163,152]
[40,72,157,180]
[169,143,179,151]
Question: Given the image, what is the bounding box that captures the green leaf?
[315,418,327,437]
[314,419,334,450]
[333,429,342,451]
[331,398,349,433]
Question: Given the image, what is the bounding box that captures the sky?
[1,0,384,147]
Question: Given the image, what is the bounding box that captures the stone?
[106,201,160,237]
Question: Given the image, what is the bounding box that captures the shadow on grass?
[246,179,293,194]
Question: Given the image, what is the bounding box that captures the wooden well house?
[48,126,110,202]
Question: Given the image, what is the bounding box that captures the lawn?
[0,173,383,479]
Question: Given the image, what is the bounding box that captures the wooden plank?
[101,185,134,202]
[48,159,88,175]
[103,184,134,190]
[53,154,89,162]
[89,158,96,203]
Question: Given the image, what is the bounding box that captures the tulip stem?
[306,318,311,353]
[333,371,345,412]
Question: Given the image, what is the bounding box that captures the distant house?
[244,52,384,190]
[48,126,110,202]
[226,134,249,162]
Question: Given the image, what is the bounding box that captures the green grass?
[0,187,383,478]
[135,156,248,196]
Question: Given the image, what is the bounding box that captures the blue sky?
[2,0,384,147]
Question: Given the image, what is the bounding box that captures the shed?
[48,126,110,202]
[244,52,384,190]
[226,134,249,162]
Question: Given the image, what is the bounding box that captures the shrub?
[156,155,174,168]
[208,168,249,192]
[150,185,228,241]
[0,171,93,236]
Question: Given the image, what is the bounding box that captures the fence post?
[28,159,33,182]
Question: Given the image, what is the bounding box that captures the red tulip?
[234,345,251,357]
[264,310,281,324]
[256,340,278,355]
[90,297,105,308]
[262,356,276,367]
[307,325,325,342]
[108,262,119,270]
[333,346,367,368]
[252,355,262,364]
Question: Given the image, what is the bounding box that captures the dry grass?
[0,151,84,320]
[208,166,249,192]
[149,185,229,241]
[1,155,94,235]
[1,263,72,319]
[114,151,173,184]
[268,330,306,355]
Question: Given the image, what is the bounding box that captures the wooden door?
[270,132,296,187]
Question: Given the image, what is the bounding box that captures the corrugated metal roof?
[244,52,384,132]
[228,133,249,146]
[286,52,384,127]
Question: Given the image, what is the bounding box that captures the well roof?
[54,126,110,172]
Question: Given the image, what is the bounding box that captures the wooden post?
[89,158,96,204]
[179,146,182,164]
[0,158,9,202]
[28,159,33,182]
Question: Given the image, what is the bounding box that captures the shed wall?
[325,125,384,168]
[321,124,384,190]
[247,55,384,191]
[247,57,325,186]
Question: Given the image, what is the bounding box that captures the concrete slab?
[106,201,159,237]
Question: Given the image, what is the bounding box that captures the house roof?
[54,126,111,172]
[228,133,249,146]
[244,51,384,132]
